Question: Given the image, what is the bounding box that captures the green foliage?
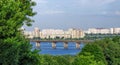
[0,38,20,65]
[72,43,107,65]
[0,37,40,65]
[73,52,105,65]
[38,55,74,65]
[80,44,106,63]
[0,0,40,65]
[73,36,120,65]
[0,0,36,39]
[93,37,120,65]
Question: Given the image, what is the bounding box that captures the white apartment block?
[86,28,120,34]
[68,28,85,38]
[110,28,120,34]
[24,28,85,39]
[24,27,120,39]
[88,28,110,34]
[33,27,40,38]
[41,29,65,38]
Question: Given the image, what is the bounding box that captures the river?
[30,42,85,55]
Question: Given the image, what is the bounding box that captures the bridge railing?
[30,38,94,43]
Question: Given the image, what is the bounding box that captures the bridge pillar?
[36,41,40,48]
[64,42,68,49]
[76,42,80,49]
[52,42,56,49]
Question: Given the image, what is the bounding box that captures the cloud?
[100,11,120,15]
[115,11,120,15]
[76,0,116,7]
[32,0,48,4]
[101,11,108,15]
[39,10,65,15]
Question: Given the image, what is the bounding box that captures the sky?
[24,0,120,31]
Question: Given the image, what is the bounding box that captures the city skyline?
[24,0,120,31]
[24,27,120,39]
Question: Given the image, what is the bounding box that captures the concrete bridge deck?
[30,39,94,43]
[30,39,94,49]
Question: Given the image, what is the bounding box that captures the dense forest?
[0,0,120,65]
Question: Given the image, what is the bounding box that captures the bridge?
[30,39,94,49]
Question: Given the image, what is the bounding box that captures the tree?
[93,37,120,65]
[0,0,36,39]
[73,43,107,65]
[39,55,73,65]
[80,44,107,64]
[73,52,105,65]
[0,0,40,65]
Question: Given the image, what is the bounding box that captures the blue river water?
[30,42,85,55]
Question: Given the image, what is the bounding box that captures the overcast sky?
[24,0,120,31]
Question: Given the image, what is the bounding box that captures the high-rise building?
[110,28,120,34]
[24,28,85,39]
[24,27,120,39]
[41,29,65,38]
[68,28,85,38]
[86,28,120,34]
[88,28,110,34]
[34,27,40,38]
